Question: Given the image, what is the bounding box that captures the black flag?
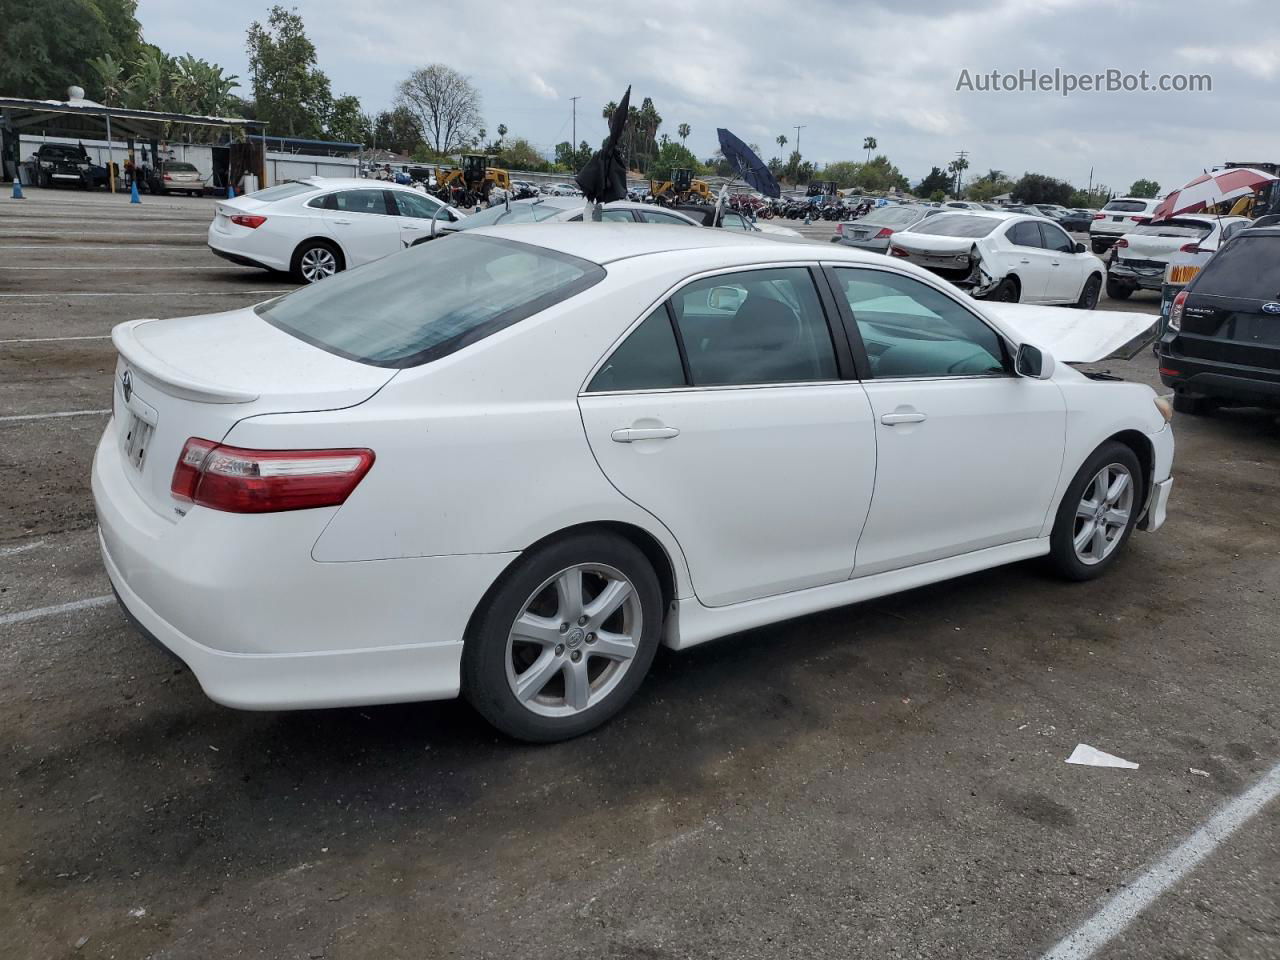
[575,86,631,204]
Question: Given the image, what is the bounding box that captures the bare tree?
[395,64,482,155]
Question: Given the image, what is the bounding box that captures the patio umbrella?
[1150,167,1277,221]
[716,128,781,199]
[575,85,631,206]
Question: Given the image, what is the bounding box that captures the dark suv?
[33,143,92,188]
[1159,225,1280,413]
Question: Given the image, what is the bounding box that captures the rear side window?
[250,181,318,201]
[639,210,697,226]
[1039,222,1076,253]
[1007,222,1042,247]
[1191,236,1280,301]
[587,308,686,392]
[257,234,605,367]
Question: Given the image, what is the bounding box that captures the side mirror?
[1015,342,1054,380]
[707,286,745,311]
[1074,241,1087,254]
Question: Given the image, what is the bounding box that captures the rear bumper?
[1108,263,1164,290]
[92,420,516,710]
[1158,343,1280,407]
[208,244,275,271]
[207,223,292,272]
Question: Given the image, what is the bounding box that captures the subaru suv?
[1159,225,1280,413]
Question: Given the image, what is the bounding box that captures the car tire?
[1074,273,1102,310]
[1105,276,1133,300]
[1047,441,1143,582]
[290,240,344,284]
[987,277,1020,302]
[462,531,664,743]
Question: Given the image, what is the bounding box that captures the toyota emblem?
[121,370,133,404]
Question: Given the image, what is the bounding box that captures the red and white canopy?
[1151,167,1277,221]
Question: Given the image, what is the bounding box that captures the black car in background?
[32,143,92,188]
[1058,208,1097,232]
[1160,225,1280,413]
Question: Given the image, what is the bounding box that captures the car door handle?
[403,224,420,230]
[880,412,927,425]
[332,218,352,225]
[1019,257,1031,264]
[611,426,680,443]
[1051,260,1061,266]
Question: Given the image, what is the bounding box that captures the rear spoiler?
[112,320,259,404]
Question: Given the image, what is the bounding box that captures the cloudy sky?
[137,0,1279,193]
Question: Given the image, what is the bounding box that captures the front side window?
[834,268,1007,379]
[392,190,444,219]
[1039,222,1076,253]
[257,234,605,367]
[671,268,838,386]
[639,210,696,226]
[587,308,686,392]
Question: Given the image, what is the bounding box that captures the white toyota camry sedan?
[207,177,463,283]
[94,225,1174,742]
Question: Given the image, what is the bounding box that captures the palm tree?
[776,134,787,154]
[982,168,1005,183]
[126,49,172,111]
[677,123,690,144]
[88,54,125,105]
[496,123,508,146]
[863,136,877,164]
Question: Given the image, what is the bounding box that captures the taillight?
[1131,216,1149,224]
[1092,213,1106,220]
[163,173,172,181]
[1115,238,1129,248]
[170,438,374,513]
[1168,290,1187,332]
[1159,367,1182,377]
[1179,242,1201,254]
[889,246,910,258]
[875,227,895,238]
[835,222,844,236]
[230,214,267,228]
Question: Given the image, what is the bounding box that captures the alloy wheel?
[1072,463,1134,564]
[504,563,642,718]
[300,247,337,282]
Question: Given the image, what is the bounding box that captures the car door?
[1003,221,1052,302]
[577,266,877,607]
[826,265,1066,576]
[389,189,454,246]
[1038,221,1087,302]
[313,188,402,267]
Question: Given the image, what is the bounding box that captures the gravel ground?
[1,187,1277,960]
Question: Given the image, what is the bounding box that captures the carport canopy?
[0,94,267,141]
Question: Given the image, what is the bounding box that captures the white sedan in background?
[95,225,1172,742]
[889,211,1106,308]
[207,178,463,283]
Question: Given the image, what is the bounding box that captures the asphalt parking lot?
[2,187,1278,960]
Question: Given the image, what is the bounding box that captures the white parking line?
[0,266,237,271]
[0,335,112,343]
[0,539,45,558]
[0,409,110,422]
[0,232,207,238]
[1040,759,1280,959]
[0,244,210,251]
[0,290,289,298]
[0,595,115,627]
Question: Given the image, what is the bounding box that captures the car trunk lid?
[111,308,395,520]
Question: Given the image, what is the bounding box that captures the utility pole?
[794,124,806,158]
[953,149,969,197]
[569,96,580,152]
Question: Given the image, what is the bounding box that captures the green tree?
[327,95,370,144]
[396,64,483,155]
[372,107,422,154]
[862,136,877,164]
[169,55,240,116]
[497,137,545,171]
[947,156,970,196]
[966,177,1014,202]
[648,139,703,183]
[1011,172,1074,205]
[776,134,787,153]
[678,123,691,144]
[88,53,126,105]
[980,168,1005,183]
[125,46,172,111]
[1127,178,1160,198]
[246,6,334,138]
[554,140,592,171]
[0,0,143,100]
[915,166,951,196]
[602,95,663,173]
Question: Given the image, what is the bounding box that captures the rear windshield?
[862,206,925,226]
[1191,235,1280,301]
[166,162,198,172]
[249,181,318,202]
[911,214,1000,238]
[455,201,567,229]
[1131,220,1212,238]
[1103,199,1150,213]
[256,234,605,367]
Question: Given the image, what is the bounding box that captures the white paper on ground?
[1066,744,1140,769]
